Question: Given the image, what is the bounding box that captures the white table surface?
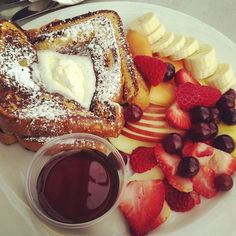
[85,0,236,44]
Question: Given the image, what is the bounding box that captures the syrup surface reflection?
[36,149,119,223]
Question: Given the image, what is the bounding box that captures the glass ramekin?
[25,133,127,229]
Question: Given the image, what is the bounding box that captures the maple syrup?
[36,149,119,223]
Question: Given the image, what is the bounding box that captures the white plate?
[1,1,236,236]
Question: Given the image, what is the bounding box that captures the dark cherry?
[163,63,175,82]
[213,135,235,153]
[221,108,236,125]
[224,88,236,100]
[188,122,211,141]
[162,133,184,154]
[123,104,143,122]
[177,156,200,178]
[216,94,235,110]
[190,106,212,123]
[210,107,221,123]
[209,122,218,138]
[214,173,233,191]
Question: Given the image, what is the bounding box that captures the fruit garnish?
[163,63,175,82]
[155,144,193,192]
[149,82,176,106]
[208,148,236,175]
[214,173,233,191]
[188,122,212,141]
[216,93,235,110]
[150,201,170,231]
[213,135,235,153]
[165,181,200,212]
[210,107,220,123]
[130,147,157,173]
[166,102,191,130]
[182,141,215,165]
[123,104,143,123]
[119,180,165,236]
[209,122,218,138]
[192,166,217,198]
[175,82,221,110]
[162,133,184,154]
[177,156,200,178]
[134,56,167,86]
[175,68,200,85]
[221,108,236,125]
[189,106,212,123]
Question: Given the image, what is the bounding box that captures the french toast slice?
[27,10,139,103]
[0,17,127,138]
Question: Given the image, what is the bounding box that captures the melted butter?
[32,50,96,109]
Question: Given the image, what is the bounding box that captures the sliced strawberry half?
[165,181,200,212]
[192,166,217,198]
[155,144,181,176]
[150,201,170,231]
[182,142,215,166]
[119,180,165,236]
[209,148,236,175]
[175,68,200,85]
[155,144,193,192]
[166,102,191,130]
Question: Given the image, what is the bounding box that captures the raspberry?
[176,82,221,110]
[134,56,167,86]
[165,181,199,212]
[130,147,157,173]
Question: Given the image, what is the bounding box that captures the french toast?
[0,10,147,150]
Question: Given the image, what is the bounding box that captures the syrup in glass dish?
[36,149,120,224]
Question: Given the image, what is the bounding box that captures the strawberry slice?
[150,201,170,231]
[119,180,165,236]
[165,181,200,212]
[166,102,191,130]
[209,148,236,175]
[134,56,167,86]
[175,68,200,85]
[167,175,193,193]
[192,166,217,198]
[155,144,193,192]
[155,144,181,176]
[182,142,215,166]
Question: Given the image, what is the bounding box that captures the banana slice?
[158,35,186,58]
[147,24,166,45]
[130,12,160,36]
[170,37,199,61]
[183,44,217,72]
[205,64,236,93]
[152,32,174,53]
[189,59,218,80]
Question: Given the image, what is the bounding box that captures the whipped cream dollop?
[32,50,96,109]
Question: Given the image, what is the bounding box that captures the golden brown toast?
[0,13,133,138]
[27,10,139,103]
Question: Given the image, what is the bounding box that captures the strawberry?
[175,82,221,110]
[165,181,200,212]
[134,56,167,86]
[130,147,157,173]
[209,148,236,175]
[119,180,165,236]
[175,68,200,85]
[192,166,217,198]
[155,144,193,192]
[150,201,170,231]
[167,175,193,193]
[155,144,181,176]
[182,142,215,166]
[165,102,191,129]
